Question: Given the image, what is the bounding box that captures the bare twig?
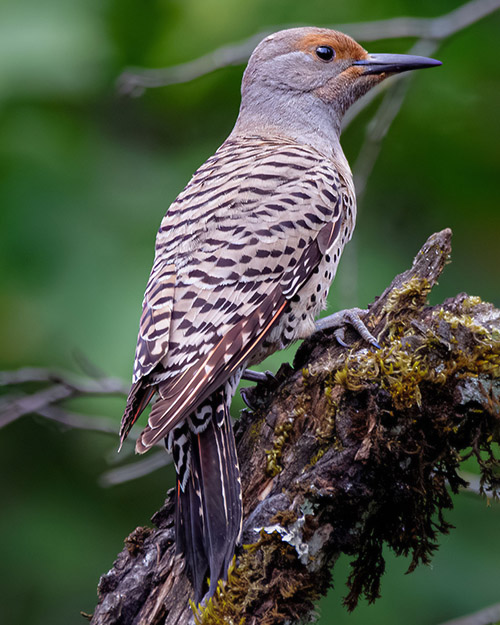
[118,32,268,96]
[352,72,413,202]
[0,366,128,394]
[438,602,500,625]
[0,367,127,428]
[352,38,439,203]
[99,453,170,487]
[0,367,69,386]
[328,0,499,130]
[460,471,496,497]
[117,0,500,95]
[0,367,171,488]
[37,404,119,436]
[341,38,440,310]
[341,0,500,41]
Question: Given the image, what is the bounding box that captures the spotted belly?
[251,235,348,366]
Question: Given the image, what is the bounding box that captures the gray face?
[233,27,441,152]
[241,27,371,96]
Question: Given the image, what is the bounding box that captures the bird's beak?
[353,53,442,75]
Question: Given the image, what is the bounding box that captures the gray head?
[232,27,441,153]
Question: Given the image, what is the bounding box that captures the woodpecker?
[120,27,441,602]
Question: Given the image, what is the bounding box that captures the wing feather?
[136,288,287,451]
[122,137,353,450]
[132,264,176,382]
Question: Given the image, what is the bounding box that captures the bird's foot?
[241,369,276,383]
[240,369,277,409]
[315,308,379,349]
[240,387,255,409]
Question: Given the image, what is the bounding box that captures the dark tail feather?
[175,391,242,603]
[176,472,209,599]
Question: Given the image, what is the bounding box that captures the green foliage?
[1,1,499,624]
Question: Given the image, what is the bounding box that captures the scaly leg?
[315,308,380,348]
[240,309,377,408]
[241,369,276,383]
[240,370,276,409]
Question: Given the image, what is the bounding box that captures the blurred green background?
[1,0,499,624]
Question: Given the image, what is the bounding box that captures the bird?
[120,27,441,603]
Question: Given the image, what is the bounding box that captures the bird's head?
[235,27,441,147]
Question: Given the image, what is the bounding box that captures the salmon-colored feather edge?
[135,293,288,453]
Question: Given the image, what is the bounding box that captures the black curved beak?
[353,53,442,75]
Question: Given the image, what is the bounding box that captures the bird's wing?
[133,262,176,381]
[123,137,352,451]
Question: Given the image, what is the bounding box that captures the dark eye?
[315,46,335,62]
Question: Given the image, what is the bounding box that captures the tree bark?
[90,229,500,625]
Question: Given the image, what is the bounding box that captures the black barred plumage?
[120,133,353,601]
[120,26,441,604]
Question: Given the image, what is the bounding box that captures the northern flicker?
[120,27,441,602]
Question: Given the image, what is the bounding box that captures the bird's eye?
[315,46,335,62]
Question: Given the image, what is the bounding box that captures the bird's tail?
[169,388,242,603]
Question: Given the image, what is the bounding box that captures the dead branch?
[0,368,167,477]
[0,368,127,428]
[117,0,500,96]
[438,602,500,625]
[88,229,500,625]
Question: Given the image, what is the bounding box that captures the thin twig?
[99,453,171,487]
[437,602,500,625]
[0,368,172,475]
[117,0,500,95]
[460,471,495,497]
[118,31,268,96]
[0,367,128,427]
[37,404,119,436]
[0,367,128,393]
[0,367,67,386]
[340,39,439,309]
[352,38,440,203]
[1,384,82,427]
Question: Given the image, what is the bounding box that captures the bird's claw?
[240,387,256,410]
[241,369,277,383]
[240,369,278,410]
[315,307,380,349]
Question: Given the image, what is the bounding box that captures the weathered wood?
[91,229,500,625]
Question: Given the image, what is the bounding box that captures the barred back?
[120,133,356,601]
[121,135,356,452]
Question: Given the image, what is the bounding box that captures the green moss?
[461,295,483,310]
[334,291,500,609]
[320,382,340,443]
[191,530,320,625]
[382,276,431,315]
[191,558,247,625]
[335,284,499,411]
[265,420,294,477]
[248,417,265,444]
[304,381,341,467]
[264,379,313,477]
[335,342,430,409]
[381,276,432,341]
[195,285,499,621]
[308,447,326,467]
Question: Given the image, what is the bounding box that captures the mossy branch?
[90,229,500,625]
